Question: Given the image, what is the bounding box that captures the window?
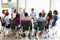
[2,0,8,3]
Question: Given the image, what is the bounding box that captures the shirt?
[21,16,31,21]
[53,15,58,22]
[13,13,16,18]
[36,17,47,22]
[30,12,36,18]
[4,16,10,26]
[20,12,25,18]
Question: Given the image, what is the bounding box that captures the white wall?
[18,0,25,8]
[18,0,25,14]
[26,0,50,18]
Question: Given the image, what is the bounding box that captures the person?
[52,10,58,26]
[36,12,47,22]
[4,10,10,29]
[21,12,32,38]
[34,12,47,38]
[21,12,31,21]
[14,13,20,27]
[4,10,10,36]
[45,10,52,29]
[41,10,46,17]
[21,8,26,18]
[13,9,17,18]
[30,8,36,20]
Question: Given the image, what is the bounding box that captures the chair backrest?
[38,21,46,28]
[21,20,31,27]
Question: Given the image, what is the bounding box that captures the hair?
[5,13,9,16]
[24,12,28,17]
[47,10,52,19]
[5,10,9,16]
[47,13,52,19]
[2,10,5,14]
[39,12,42,17]
[16,13,20,18]
[49,10,52,13]
[31,8,34,10]
[53,10,58,15]
[14,9,16,13]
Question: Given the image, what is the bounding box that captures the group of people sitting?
[20,8,58,38]
[0,8,59,39]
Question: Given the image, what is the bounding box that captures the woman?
[4,10,10,36]
[14,13,20,27]
[45,10,52,29]
[13,9,17,18]
[52,10,58,26]
[4,10,10,29]
[41,10,46,17]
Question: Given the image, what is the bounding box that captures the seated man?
[30,8,36,21]
[34,12,47,38]
[21,12,31,21]
[21,12,32,38]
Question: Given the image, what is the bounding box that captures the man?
[21,12,32,38]
[21,8,26,18]
[30,8,36,20]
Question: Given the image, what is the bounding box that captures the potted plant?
[8,0,11,2]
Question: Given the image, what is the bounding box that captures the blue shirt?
[36,17,47,22]
[54,16,58,22]
[30,12,36,18]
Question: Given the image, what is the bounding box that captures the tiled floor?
[0,25,60,40]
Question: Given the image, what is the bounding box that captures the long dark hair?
[47,10,52,19]
[53,10,58,15]
[16,13,20,18]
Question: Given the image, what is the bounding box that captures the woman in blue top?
[52,10,58,26]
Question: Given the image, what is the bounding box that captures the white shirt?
[13,13,16,18]
[20,12,25,18]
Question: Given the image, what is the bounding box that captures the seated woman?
[14,13,20,27]
[52,10,58,26]
[45,10,52,30]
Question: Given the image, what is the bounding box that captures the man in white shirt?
[21,8,26,18]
